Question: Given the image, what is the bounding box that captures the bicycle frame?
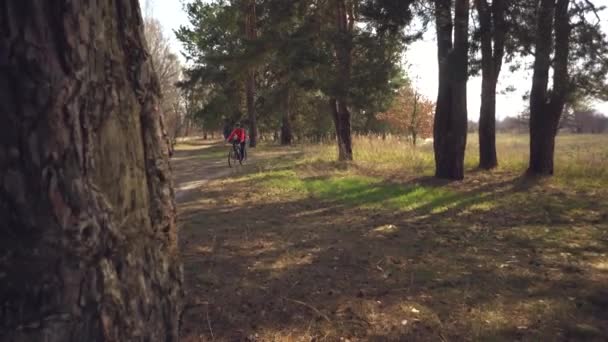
[232,141,241,158]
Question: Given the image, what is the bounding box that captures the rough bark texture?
[528,0,570,175]
[475,0,505,170]
[332,0,354,161]
[245,0,258,148]
[0,1,182,341]
[433,0,469,180]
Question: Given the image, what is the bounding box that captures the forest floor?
[174,136,608,342]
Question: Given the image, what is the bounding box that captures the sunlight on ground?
[174,135,608,341]
[367,224,399,238]
[591,260,608,271]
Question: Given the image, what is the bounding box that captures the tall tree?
[330,0,356,161]
[497,0,608,174]
[177,1,255,137]
[528,0,571,175]
[0,1,181,340]
[177,0,416,150]
[433,0,470,180]
[527,0,608,175]
[245,0,259,147]
[474,0,505,169]
[281,85,294,145]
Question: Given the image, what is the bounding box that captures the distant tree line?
[468,109,608,134]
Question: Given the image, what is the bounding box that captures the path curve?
[171,139,247,203]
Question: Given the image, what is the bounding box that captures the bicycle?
[228,140,243,168]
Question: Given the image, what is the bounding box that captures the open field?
[176,134,608,341]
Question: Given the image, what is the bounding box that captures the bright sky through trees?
[141,0,608,120]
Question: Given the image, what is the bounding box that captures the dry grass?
[301,134,608,187]
[175,135,608,342]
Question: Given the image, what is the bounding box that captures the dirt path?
[172,139,243,204]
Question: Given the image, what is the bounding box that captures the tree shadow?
[175,141,607,340]
[178,179,608,340]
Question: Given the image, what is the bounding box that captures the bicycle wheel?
[237,149,243,165]
[233,145,243,165]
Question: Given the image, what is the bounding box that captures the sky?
[141,0,608,121]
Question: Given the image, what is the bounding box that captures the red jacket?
[227,128,247,143]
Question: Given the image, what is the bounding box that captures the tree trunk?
[528,0,570,175]
[0,1,182,341]
[478,81,497,169]
[433,0,469,180]
[184,118,192,137]
[476,0,505,170]
[246,73,257,147]
[331,0,354,161]
[245,0,258,148]
[281,88,293,145]
[410,91,419,146]
[330,98,353,161]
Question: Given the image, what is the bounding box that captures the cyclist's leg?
[233,143,240,158]
[240,142,246,160]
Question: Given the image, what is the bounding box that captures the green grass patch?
[245,168,484,213]
[196,147,228,160]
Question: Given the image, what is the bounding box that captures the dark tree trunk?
[281,88,293,145]
[0,1,182,341]
[410,91,419,146]
[331,0,354,161]
[330,98,353,161]
[184,118,192,137]
[433,0,469,180]
[478,81,498,168]
[246,74,257,147]
[476,0,505,170]
[245,0,258,148]
[528,0,570,175]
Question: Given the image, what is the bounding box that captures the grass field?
[176,134,608,341]
[299,134,608,187]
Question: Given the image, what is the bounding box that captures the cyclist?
[226,122,247,160]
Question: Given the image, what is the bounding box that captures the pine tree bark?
[528,0,570,175]
[331,0,354,161]
[433,0,469,180]
[476,0,505,170]
[245,0,258,148]
[0,1,182,341]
